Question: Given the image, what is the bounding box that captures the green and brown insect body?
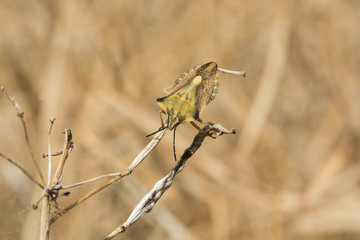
[149,61,245,161]
[157,62,219,130]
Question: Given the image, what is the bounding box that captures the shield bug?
[147,62,246,160]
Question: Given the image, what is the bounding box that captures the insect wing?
[163,67,198,97]
[195,62,219,114]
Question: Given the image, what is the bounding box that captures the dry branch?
[50,128,168,224]
[105,124,236,240]
[1,86,236,240]
[218,67,246,77]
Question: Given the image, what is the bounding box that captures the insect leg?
[191,121,216,139]
[146,111,169,138]
[197,119,214,125]
[190,121,202,131]
[159,110,167,128]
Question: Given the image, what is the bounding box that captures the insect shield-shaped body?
[151,62,245,161]
[157,62,219,130]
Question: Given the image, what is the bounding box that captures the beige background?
[1,0,360,239]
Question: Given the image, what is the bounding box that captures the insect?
[147,62,246,160]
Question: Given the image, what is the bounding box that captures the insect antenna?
[146,125,167,137]
[172,124,178,161]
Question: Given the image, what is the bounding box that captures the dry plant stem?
[39,119,56,240]
[0,153,43,188]
[50,128,168,224]
[105,124,236,240]
[218,67,246,77]
[39,192,50,240]
[1,86,46,186]
[51,128,73,185]
[50,175,122,225]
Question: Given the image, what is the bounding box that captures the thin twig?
[1,86,46,186]
[61,173,125,189]
[50,128,168,224]
[42,150,63,158]
[47,118,55,186]
[105,124,236,239]
[0,153,43,189]
[218,67,246,77]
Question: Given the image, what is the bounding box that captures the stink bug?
[147,62,245,160]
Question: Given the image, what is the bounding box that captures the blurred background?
[1,0,360,239]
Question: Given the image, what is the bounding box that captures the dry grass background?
[0,0,360,239]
